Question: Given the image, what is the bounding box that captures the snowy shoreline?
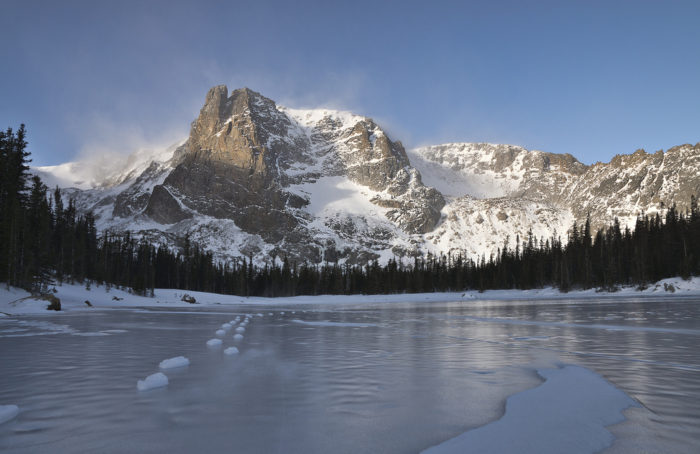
[1,276,699,316]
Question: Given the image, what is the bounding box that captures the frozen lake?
[1,296,699,453]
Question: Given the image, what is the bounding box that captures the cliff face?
[37,86,700,265]
[146,87,307,238]
[561,144,700,232]
[131,86,445,263]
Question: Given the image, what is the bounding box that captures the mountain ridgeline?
[35,86,700,267]
[4,120,700,297]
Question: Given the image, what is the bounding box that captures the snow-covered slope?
[31,86,700,266]
[412,142,700,234]
[34,142,181,190]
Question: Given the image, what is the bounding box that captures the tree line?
[2,125,699,297]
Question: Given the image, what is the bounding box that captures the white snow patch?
[422,365,637,454]
[137,372,169,391]
[0,405,19,424]
[159,356,190,370]
[300,176,385,218]
[235,326,245,333]
[233,334,244,341]
[1,276,700,318]
[215,329,226,337]
[206,338,223,348]
[224,347,240,356]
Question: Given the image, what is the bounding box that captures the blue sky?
[2,0,699,166]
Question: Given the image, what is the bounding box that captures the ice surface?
[235,326,245,333]
[0,405,19,424]
[233,334,244,341]
[291,319,378,328]
[2,299,699,453]
[224,347,239,356]
[206,338,223,348]
[215,329,226,337]
[136,372,169,391]
[422,365,638,454]
[455,315,700,335]
[159,356,190,370]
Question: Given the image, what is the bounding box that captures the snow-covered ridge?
[33,140,183,190]
[409,142,586,199]
[281,106,367,130]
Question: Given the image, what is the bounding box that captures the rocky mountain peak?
[45,85,700,267]
[137,86,447,261]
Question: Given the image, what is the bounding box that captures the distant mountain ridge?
[33,86,700,265]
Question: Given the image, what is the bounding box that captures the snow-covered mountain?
[34,86,700,265]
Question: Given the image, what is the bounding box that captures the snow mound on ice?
[224,347,239,355]
[233,334,244,341]
[0,405,19,424]
[422,365,637,454]
[206,338,222,348]
[159,356,190,370]
[137,372,169,391]
[235,326,245,333]
[221,323,232,330]
[215,329,226,337]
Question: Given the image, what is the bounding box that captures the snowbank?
[224,347,239,355]
[206,339,222,348]
[137,372,168,391]
[159,356,190,370]
[2,276,699,316]
[422,365,637,454]
[0,405,19,424]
